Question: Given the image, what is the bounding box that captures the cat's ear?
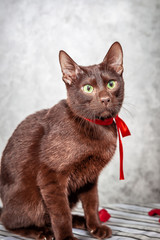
[103,42,123,75]
[59,50,81,85]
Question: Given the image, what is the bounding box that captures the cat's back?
[0,110,44,181]
[1,99,71,169]
[1,109,46,160]
[0,100,66,179]
[0,100,69,202]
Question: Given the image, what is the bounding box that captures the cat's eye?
[107,80,116,89]
[83,85,94,93]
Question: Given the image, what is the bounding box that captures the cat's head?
[59,42,124,120]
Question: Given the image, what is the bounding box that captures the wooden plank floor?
[0,203,159,240]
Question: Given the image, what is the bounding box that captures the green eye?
[107,80,116,89]
[83,85,94,93]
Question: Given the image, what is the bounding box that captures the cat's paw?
[90,225,112,239]
[37,235,54,240]
[37,229,54,240]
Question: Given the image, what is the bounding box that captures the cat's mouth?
[95,116,111,121]
[95,109,117,120]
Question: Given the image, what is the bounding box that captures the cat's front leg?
[37,167,78,240]
[79,181,112,239]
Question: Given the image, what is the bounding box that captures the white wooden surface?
[0,203,160,240]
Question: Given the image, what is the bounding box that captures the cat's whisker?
[123,102,136,110]
[121,106,134,118]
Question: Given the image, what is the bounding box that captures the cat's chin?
[95,111,116,120]
[95,116,112,120]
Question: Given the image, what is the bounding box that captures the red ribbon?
[115,115,131,180]
[83,115,131,180]
[83,117,113,126]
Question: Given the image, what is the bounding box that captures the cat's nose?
[100,96,111,105]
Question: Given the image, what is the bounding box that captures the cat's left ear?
[59,50,81,85]
[103,42,123,75]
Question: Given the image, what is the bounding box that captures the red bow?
[83,115,131,180]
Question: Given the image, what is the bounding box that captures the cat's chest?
[68,156,105,193]
[43,121,117,175]
[74,124,117,159]
[67,125,117,192]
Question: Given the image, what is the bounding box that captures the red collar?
[83,117,113,126]
[83,115,131,180]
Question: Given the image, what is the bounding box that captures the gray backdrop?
[0,0,160,205]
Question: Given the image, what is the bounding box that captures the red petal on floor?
[99,209,111,222]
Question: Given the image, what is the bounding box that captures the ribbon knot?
[83,115,131,180]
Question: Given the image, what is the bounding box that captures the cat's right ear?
[59,51,81,85]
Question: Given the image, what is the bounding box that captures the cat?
[0,42,124,240]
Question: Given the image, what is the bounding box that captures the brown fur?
[0,42,124,240]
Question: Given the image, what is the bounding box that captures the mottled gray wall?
[0,0,160,205]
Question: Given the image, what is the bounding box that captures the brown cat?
[0,42,124,240]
